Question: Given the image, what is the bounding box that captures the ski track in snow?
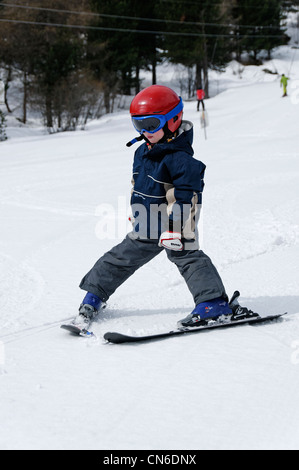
[1,48,299,450]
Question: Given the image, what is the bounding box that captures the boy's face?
[143,128,164,144]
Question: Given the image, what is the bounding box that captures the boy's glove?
[128,214,134,225]
[158,231,183,251]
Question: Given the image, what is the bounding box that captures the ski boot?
[177,296,232,328]
[229,290,260,321]
[71,303,98,329]
[71,292,103,329]
[61,292,105,336]
[177,291,260,328]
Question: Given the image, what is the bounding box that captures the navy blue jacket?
[130,121,206,240]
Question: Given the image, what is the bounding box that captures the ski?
[103,312,287,344]
[60,322,95,338]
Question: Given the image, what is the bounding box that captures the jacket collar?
[144,121,194,159]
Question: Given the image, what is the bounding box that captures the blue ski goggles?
[131,97,183,134]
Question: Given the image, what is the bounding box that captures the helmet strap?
[159,123,178,143]
[126,134,144,147]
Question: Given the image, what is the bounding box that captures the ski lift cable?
[0,17,286,39]
[0,2,287,31]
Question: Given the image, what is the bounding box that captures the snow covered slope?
[0,51,299,450]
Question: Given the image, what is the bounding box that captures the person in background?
[280,74,289,97]
[196,88,205,111]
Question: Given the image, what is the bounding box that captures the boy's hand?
[158,231,183,251]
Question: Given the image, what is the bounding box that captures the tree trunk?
[152,58,156,85]
[196,63,203,90]
[104,88,111,114]
[22,71,28,124]
[135,62,140,94]
[4,67,12,114]
[45,92,53,129]
[203,65,209,99]
[201,13,209,98]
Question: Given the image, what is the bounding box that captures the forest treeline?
[0,0,297,132]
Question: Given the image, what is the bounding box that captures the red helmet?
[130,85,183,133]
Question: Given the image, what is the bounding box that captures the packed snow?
[0,39,299,450]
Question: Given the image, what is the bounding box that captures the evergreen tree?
[88,0,164,101]
[33,37,84,128]
[163,0,231,97]
[88,0,137,109]
[0,3,45,122]
[282,0,299,10]
[0,1,88,129]
[130,0,165,91]
[0,0,94,130]
[29,1,89,129]
[232,0,288,61]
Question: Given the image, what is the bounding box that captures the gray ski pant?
[79,233,227,306]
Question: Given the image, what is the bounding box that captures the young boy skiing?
[72,85,258,331]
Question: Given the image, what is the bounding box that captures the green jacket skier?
[280,74,289,97]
